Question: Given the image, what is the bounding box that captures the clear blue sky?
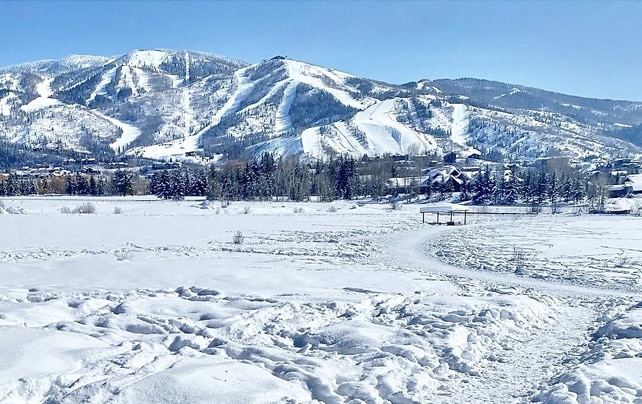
[1,0,641,101]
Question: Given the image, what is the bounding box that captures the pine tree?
[155,170,172,199]
[472,167,495,205]
[502,176,519,205]
[535,171,548,204]
[76,175,90,195]
[458,175,469,202]
[5,174,18,196]
[112,170,134,196]
[170,170,187,200]
[89,176,98,196]
[548,172,560,205]
[188,168,207,196]
[65,176,76,195]
[206,166,221,201]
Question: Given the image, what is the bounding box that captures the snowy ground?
[0,197,641,403]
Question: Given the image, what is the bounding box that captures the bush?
[293,207,304,214]
[72,202,96,214]
[233,230,244,244]
[60,206,71,214]
[113,206,123,214]
[328,205,337,213]
[114,249,133,261]
[242,205,251,214]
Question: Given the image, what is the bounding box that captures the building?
[624,174,642,194]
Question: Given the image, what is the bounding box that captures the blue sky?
[1,1,641,100]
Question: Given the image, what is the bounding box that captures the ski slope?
[85,110,142,151]
[20,77,63,112]
[450,103,470,146]
[301,99,439,158]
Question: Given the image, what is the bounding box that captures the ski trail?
[192,66,254,139]
[450,103,470,145]
[87,109,141,151]
[87,67,117,105]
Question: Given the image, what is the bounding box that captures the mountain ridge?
[1,49,641,166]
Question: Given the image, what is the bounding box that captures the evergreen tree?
[153,170,173,199]
[535,171,548,204]
[458,175,470,202]
[65,176,76,195]
[206,166,222,201]
[170,170,187,200]
[96,176,107,196]
[571,176,584,204]
[76,175,90,195]
[89,176,98,196]
[548,172,560,204]
[112,170,134,196]
[5,174,18,196]
[472,167,495,205]
[20,176,37,196]
[188,168,207,196]
[502,176,519,205]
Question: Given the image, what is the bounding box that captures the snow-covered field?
[1,197,641,403]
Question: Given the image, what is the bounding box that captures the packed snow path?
[381,224,641,402]
[383,225,641,298]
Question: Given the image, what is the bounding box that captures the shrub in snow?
[233,230,244,244]
[113,206,123,215]
[242,205,251,214]
[613,255,637,268]
[72,202,96,214]
[328,205,337,213]
[60,206,72,214]
[114,249,133,261]
[511,245,527,274]
[293,207,304,214]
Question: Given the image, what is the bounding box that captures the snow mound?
[604,197,642,214]
[535,301,642,403]
[0,284,562,403]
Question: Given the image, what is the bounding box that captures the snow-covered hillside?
[1,50,642,163]
[1,196,641,402]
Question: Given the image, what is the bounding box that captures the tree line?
[0,153,617,210]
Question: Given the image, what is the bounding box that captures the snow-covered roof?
[420,203,470,213]
[624,174,642,192]
[625,174,642,183]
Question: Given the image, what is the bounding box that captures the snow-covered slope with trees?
[1,49,642,164]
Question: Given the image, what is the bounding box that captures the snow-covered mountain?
[1,49,641,164]
[0,54,112,76]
